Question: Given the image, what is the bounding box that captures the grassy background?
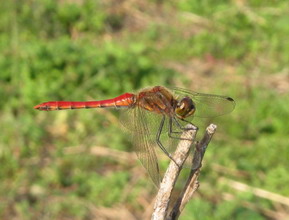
[1,0,289,219]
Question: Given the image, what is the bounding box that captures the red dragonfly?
[34,86,235,186]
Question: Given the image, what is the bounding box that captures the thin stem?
[151,124,197,220]
[168,124,217,220]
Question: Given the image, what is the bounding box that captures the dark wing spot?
[226,97,234,102]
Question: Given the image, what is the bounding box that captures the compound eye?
[175,97,195,119]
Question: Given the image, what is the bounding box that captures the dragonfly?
[34,86,235,187]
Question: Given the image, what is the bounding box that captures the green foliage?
[1,0,289,219]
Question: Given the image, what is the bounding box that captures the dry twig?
[152,124,217,220]
[151,124,197,220]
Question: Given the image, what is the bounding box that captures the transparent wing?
[120,109,170,135]
[120,107,198,179]
[120,107,164,187]
[172,87,236,118]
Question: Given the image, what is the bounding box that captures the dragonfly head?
[175,97,195,119]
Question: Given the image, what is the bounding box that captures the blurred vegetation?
[0,0,289,219]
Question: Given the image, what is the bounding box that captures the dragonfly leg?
[168,117,197,141]
[156,116,179,167]
[174,117,197,131]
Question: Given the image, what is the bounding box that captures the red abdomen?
[34,93,135,111]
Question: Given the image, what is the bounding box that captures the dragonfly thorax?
[175,97,195,119]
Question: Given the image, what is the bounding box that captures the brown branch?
[151,124,197,220]
[168,124,217,220]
